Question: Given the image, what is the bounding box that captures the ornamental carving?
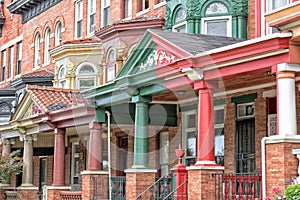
[231,0,248,16]
[187,0,202,18]
[138,50,176,71]
[164,6,172,29]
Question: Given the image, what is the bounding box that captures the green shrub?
[285,184,300,200]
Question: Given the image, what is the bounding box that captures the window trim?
[172,21,187,33]
[34,33,41,69]
[58,66,67,88]
[1,50,6,81]
[75,62,98,89]
[214,104,225,165]
[8,46,14,80]
[101,0,110,27]
[87,0,96,35]
[201,15,232,37]
[44,28,51,65]
[55,22,62,47]
[124,0,132,19]
[75,0,83,39]
[16,42,22,76]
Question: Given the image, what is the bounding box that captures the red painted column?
[174,147,188,200]
[88,122,102,170]
[52,128,66,186]
[194,81,216,165]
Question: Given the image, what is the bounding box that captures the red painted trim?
[256,0,262,37]
[204,53,289,80]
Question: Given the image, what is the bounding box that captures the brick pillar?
[52,128,66,186]
[81,171,109,199]
[17,187,39,200]
[125,169,157,200]
[194,80,216,165]
[88,122,102,171]
[45,186,70,200]
[187,166,224,200]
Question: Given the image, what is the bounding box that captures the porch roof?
[83,30,292,108]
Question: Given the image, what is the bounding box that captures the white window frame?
[1,50,6,81]
[87,0,96,35]
[71,141,80,185]
[58,66,66,88]
[124,0,132,19]
[182,110,197,166]
[201,16,232,37]
[154,0,166,9]
[34,33,41,69]
[44,28,51,65]
[75,0,83,39]
[172,21,187,33]
[75,62,97,89]
[101,0,110,27]
[160,132,169,176]
[8,46,14,80]
[55,22,62,47]
[214,104,225,165]
[16,42,22,76]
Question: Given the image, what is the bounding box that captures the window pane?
[79,65,94,74]
[175,8,186,23]
[104,7,110,26]
[79,79,95,89]
[186,114,195,128]
[186,132,196,157]
[205,2,228,15]
[107,65,115,82]
[55,22,62,46]
[214,109,224,124]
[207,20,227,36]
[16,42,22,75]
[77,20,82,38]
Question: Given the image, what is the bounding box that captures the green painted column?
[237,16,246,38]
[232,16,238,38]
[132,95,151,168]
[187,19,195,34]
[195,19,200,34]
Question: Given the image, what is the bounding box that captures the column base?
[125,168,157,200]
[187,165,224,200]
[195,160,219,166]
[17,186,39,200]
[45,186,71,200]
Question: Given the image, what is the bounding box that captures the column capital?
[277,71,295,79]
[132,95,151,103]
[89,121,102,130]
[54,128,66,135]
[19,134,37,142]
[194,80,218,90]
[277,63,300,72]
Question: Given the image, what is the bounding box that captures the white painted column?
[277,63,300,136]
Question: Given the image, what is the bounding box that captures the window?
[44,28,51,65]
[88,0,96,34]
[16,42,22,75]
[71,141,80,185]
[172,7,187,33]
[106,49,116,82]
[1,50,6,81]
[0,104,10,123]
[76,63,97,89]
[34,33,41,68]
[55,22,62,46]
[40,157,47,188]
[8,46,13,79]
[139,0,149,11]
[75,1,83,38]
[201,2,231,37]
[59,67,66,88]
[160,132,169,176]
[124,0,132,18]
[102,0,110,27]
[182,111,196,166]
[214,104,225,165]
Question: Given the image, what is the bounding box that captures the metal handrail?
[162,179,188,200]
[135,176,167,200]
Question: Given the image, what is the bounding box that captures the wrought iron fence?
[92,176,126,200]
[162,179,188,200]
[213,172,262,200]
[135,176,172,200]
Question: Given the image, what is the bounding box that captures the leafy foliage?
[285,184,300,200]
[0,150,23,181]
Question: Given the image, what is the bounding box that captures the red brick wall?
[248,0,257,39]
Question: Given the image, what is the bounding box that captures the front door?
[236,119,256,173]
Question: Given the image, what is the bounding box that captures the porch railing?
[92,176,126,200]
[162,179,188,200]
[135,176,172,200]
[60,191,82,200]
[213,172,262,200]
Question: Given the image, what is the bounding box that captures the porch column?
[194,80,216,165]
[2,139,12,156]
[52,128,66,186]
[20,135,34,186]
[132,95,151,168]
[277,63,298,136]
[88,122,102,170]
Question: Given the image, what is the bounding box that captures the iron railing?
[213,172,262,200]
[162,179,188,200]
[92,176,126,200]
[135,176,172,200]
[111,176,126,200]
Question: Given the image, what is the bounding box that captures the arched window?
[55,22,62,46]
[59,66,66,88]
[76,63,97,89]
[106,49,116,82]
[44,28,51,65]
[201,2,232,37]
[172,6,186,33]
[34,33,41,68]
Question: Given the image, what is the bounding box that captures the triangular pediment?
[116,30,190,78]
[12,92,44,122]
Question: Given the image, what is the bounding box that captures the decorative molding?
[138,49,176,71]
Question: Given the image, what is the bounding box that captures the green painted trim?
[214,99,226,106]
[180,104,197,112]
[96,107,106,123]
[231,93,257,104]
[132,95,152,103]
